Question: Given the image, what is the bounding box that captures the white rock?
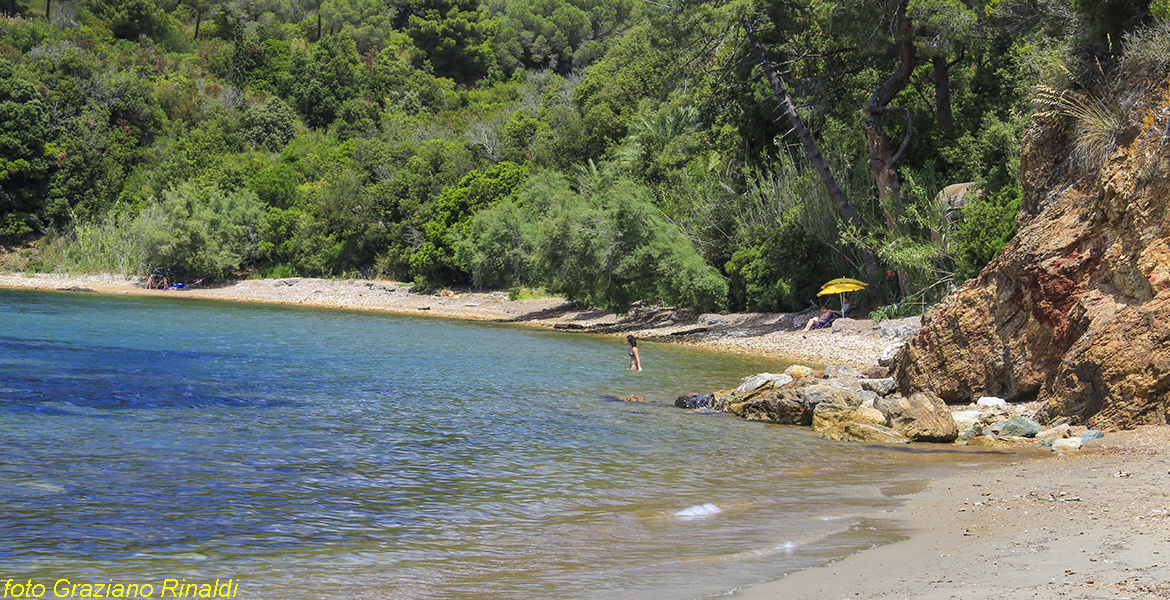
[860,378,897,396]
[733,373,793,396]
[1052,438,1084,452]
[784,364,816,377]
[879,344,904,362]
[950,410,984,431]
[976,396,1007,407]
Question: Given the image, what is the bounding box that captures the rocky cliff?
[894,75,1170,430]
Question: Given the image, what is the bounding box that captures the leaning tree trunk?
[933,55,954,133]
[742,19,879,276]
[863,1,916,297]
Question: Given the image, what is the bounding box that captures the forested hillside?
[0,0,1163,312]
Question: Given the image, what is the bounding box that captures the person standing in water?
[626,335,642,371]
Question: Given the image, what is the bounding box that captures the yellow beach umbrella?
[819,277,867,291]
[816,278,867,311]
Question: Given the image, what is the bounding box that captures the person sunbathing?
[801,307,832,333]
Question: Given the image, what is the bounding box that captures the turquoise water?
[1,289,999,599]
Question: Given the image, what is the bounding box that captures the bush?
[138,181,265,279]
[460,172,728,312]
[953,187,1021,281]
[241,97,298,152]
[725,217,835,312]
[410,161,528,284]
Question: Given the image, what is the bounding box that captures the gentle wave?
[674,502,723,519]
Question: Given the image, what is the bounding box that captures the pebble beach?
[4,271,1169,599]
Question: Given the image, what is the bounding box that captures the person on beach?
[801,307,832,333]
[626,335,642,371]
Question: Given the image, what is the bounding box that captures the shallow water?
[0,289,1012,599]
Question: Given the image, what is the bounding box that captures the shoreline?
[0,272,902,368]
[7,271,1168,599]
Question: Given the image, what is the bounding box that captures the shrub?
[725,217,835,312]
[138,181,265,279]
[460,172,728,312]
[953,187,1021,281]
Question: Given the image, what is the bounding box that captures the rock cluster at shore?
[677,365,1106,449]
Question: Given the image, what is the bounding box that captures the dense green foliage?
[0,0,1162,312]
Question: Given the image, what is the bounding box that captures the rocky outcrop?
[894,74,1170,430]
[875,391,959,442]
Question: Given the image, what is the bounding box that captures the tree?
[242,97,299,151]
[179,0,219,38]
[405,0,499,82]
[0,59,49,238]
[293,35,361,128]
[741,18,880,276]
[410,161,528,284]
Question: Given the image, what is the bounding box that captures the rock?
[1052,438,1084,452]
[802,384,862,409]
[875,391,959,442]
[861,378,898,396]
[879,316,922,338]
[990,416,1042,438]
[976,396,1007,408]
[892,82,1170,429]
[950,410,985,432]
[675,393,714,409]
[861,366,890,379]
[853,404,887,426]
[733,373,793,396]
[1081,429,1105,443]
[621,395,647,403]
[819,421,910,444]
[824,365,861,379]
[737,389,808,425]
[784,365,816,378]
[829,318,873,334]
[1036,424,1072,440]
[858,390,879,406]
[878,344,904,367]
[812,401,856,433]
[937,181,982,214]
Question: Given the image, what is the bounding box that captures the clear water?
[0,289,1007,599]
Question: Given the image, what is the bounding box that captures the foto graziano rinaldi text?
[3,579,239,598]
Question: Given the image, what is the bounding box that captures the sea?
[0,288,1013,599]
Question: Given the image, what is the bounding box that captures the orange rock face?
[894,80,1170,430]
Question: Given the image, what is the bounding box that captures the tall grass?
[1037,83,1125,173]
[40,210,153,276]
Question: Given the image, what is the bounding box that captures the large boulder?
[733,373,793,396]
[736,389,808,425]
[989,416,1042,438]
[893,74,1170,430]
[802,384,862,409]
[875,391,959,442]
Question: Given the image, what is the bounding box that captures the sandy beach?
[5,271,1169,599]
[739,425,1170,599]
